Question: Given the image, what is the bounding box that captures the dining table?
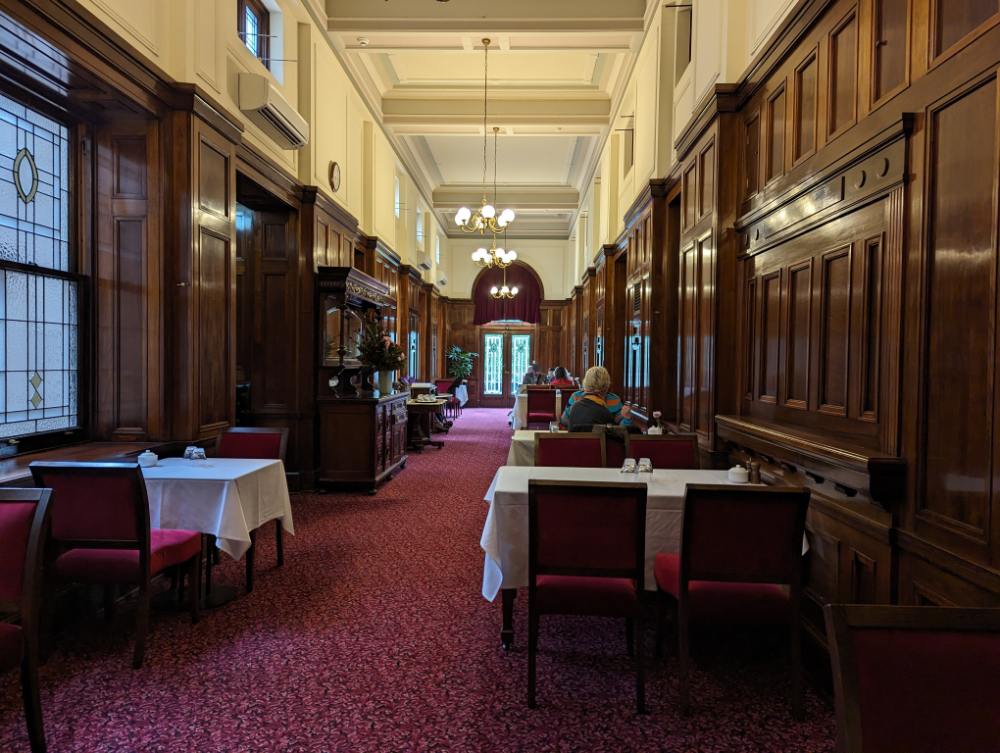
[480,466,781,649]
[142,456,294,607]
[506,430,544,466]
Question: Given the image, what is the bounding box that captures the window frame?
[0,91,87,454]
[238,0,271,70]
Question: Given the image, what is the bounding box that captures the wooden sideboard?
[317,392,409,493]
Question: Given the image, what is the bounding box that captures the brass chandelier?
[455,38,516,235]
[491,267,518,299]
[472,128,518,270]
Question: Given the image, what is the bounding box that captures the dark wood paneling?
[931,0,998,59]
[767,84,787,183]
[744,111,761,200]
[95,117,160,441]
[919,76,997,553]
[794,49,819,162]
[760,271,782,403]
[198,229,230,429]
[697,231,715,434]
[872,0,909,105]
[829,9,858,136]
[784,260,812,409]
[819,246,851,415]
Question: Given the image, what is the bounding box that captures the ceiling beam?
[382,98,611,127]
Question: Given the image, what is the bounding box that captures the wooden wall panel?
[784,260,811,409]
[829,10,858,137]
[918,76,998,559]
[95,117,160,440]
[819,246,851,415]
[760,272,781,403]
[767,84,787,183]
[794,50,819,163]
[872,0,909,105]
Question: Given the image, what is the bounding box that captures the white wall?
[447,238,573,300]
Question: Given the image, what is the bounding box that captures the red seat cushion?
[535,575,637,617]
[527,412,556,422]
[53,529,202,584]
[0,623,23,671]
[654,553,791,623]
[0,501,39,601]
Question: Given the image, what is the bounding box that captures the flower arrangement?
[651,411,663,429]
[358,311,407,372]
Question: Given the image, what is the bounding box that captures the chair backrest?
[534,434,606,468]
[435,380,454,395]
[525,384,556,391]
[216,426,288,461]
[824,605,1000,753]
[529,480,647,578]
[526,389,557,415]
[29,462,150,550]
[0,489,51,609]
[605,435,628,468]
[629,434,700,469]
[680,485,810,584]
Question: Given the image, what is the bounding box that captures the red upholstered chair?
[525,387,558,429]
[629,434,700,469]
[654,484,810,718]
[824,605,1000,753]
[435,380,460,420]
[29,462,201,669]
[604,434,628,468]
[528,480,648,713]
[534,433,606,468]
[0,489,51,753]
[215,427,289,593]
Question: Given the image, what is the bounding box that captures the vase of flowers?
[648,410,663,435]
[358,311,407,393]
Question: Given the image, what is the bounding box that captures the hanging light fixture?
[490,266,519,299]
[472,129,518,269]
[456,39,516,234]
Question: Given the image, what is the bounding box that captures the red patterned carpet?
[0,408,836,752]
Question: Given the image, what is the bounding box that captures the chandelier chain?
[482,40,488,206]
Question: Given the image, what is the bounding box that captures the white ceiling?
[325,0,651,237]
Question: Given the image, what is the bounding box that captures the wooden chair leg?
[791,598,804,721]
[21,648,46,753]
[275,519,284,567]
[626,617,634,656]
[246,528,257,594]
[636,607,646,715]
[103,584,116,624]
[188,553,200,625]
[678,594,691,716]
[133,582,149,669]
[527,607,539,709]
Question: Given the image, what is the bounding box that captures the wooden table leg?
[501,588,516,650]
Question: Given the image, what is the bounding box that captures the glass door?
[481,328,532,409]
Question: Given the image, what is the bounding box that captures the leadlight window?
[483,334,503,395]
[0,93,78,438]
[510,334,531,396]
[239,0,270,69]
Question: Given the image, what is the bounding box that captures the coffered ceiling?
[324,0,651,238]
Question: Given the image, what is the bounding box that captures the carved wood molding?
[736,115,914,257]
[897,531,1000,597]
[716,414,905,512]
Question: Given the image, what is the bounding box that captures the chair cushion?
[527,412,555,422]
[0,501,37,601]
[54,529,202,584]
[0,623,23,672]
[535,575,637,617]
[654,553,791,623]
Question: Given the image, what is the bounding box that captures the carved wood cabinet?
[317,393,408,492]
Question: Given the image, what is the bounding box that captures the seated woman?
[561,366,633,431]
[549,366,575,387]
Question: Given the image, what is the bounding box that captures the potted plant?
[446,345,478,378]
[358,311,407,393]
[648,410,663,435]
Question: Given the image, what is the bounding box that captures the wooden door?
[480,327,533,409]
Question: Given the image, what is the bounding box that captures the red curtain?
[473,263,542,325]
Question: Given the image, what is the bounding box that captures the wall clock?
[329,161,341,192]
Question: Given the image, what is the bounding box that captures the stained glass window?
[483,334,503,395]
[511,334,531,395]
[0,94,78,438]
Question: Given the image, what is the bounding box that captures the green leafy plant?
[358,311,407,372]
[446,345,478,378]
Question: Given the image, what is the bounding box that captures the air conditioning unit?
[418,250,432,271]
[238,73,309,150]
[437,276,448,287]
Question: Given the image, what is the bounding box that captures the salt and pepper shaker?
[749,460,761,484]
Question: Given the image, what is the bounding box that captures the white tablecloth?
[141,457,294,560]
[454,384,469,407]
[506,430,543,466]
[480,467,737,600]
[511,389,564,430]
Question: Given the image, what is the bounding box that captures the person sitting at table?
[560,366,633,431]
[549,366,575,387]
[521,363,549,386]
